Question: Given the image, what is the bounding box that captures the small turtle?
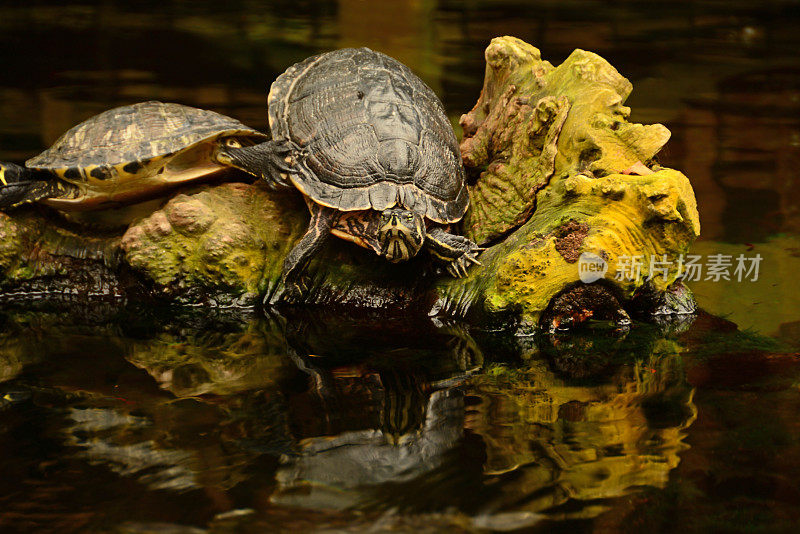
[216,47,482,290]
[0,101,269,215]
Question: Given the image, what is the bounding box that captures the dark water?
[0,306,797,533]
[1,1,800,532]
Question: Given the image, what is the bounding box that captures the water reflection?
[127,316,291,397]
[274,387,467,511]
[468,349,695,520]
[0,306,704,530]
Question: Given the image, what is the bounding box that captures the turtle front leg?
[426,226,484,278]
[216,139,303,190]
[280,202,340,302]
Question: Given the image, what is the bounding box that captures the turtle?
[0,101,270,218]
[215,47,483,291]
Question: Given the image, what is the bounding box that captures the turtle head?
[0,162,28,185]
[214,137,250,169]
[378,208,425,263]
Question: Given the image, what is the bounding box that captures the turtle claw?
[446,255,473,278]
[457,260,468,277]
[464,253,482,266]
[271,159,294,173]
[427,228,484,279]
[268,140,307,174]
[294,144,311,160]
[270,152,296,174]
[436,240,484,278]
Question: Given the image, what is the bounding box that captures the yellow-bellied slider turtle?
[216,47,482,289]
[0,101,268,213]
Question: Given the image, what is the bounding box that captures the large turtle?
[216,47,482,289]
[0,101,269,215]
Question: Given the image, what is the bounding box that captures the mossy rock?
[121,183,307,305]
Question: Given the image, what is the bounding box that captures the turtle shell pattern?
[268,48,469,224]
[27,101,266,185]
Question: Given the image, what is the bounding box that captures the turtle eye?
[225,138,242,149]
[405,214,414,221]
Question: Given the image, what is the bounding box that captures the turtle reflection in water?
[274,386,467,511]
[0,48,482,296]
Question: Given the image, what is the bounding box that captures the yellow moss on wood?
[460,37,675,247]
[480,169,699,323]
[440,37,700,328]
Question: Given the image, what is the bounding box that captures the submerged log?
[0,37,700,332]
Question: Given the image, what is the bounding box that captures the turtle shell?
[27,101,267,194]
[268,48,469,224]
